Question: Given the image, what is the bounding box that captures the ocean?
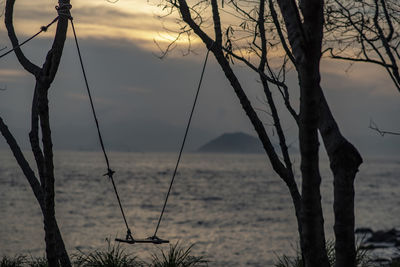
[0,150,399,266]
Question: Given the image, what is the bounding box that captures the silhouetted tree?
[156,0,363,266]
[0,0,72,266]
[325,0,400,92]
[325,0,400,141]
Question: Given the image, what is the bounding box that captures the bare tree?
[0,0,72,266]
[219,2,364,263]
[156,0,363,266]
[325,0,400,141]
[325,0,400,91]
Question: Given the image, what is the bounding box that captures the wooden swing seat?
[116,236,169,244]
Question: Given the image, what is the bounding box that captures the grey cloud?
[0,35,399,156]
[0,36,252,152]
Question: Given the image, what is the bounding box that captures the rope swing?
[2,3,212,244]
[70,11,212,244]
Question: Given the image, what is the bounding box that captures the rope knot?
[56,2,72,10]
[103,168,115,178]
[126,228,133,240]
[55,3,73,20]
[40,26,48,32]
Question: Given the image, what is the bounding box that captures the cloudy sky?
[0,0,399,156]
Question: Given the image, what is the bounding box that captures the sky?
[0,0,399,156]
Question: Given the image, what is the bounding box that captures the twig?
[369,119,400,136]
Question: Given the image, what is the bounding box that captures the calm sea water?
[0,150,399,266]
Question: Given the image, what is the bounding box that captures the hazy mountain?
[197,132,264,154]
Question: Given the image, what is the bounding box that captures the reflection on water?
[0,151,399,265]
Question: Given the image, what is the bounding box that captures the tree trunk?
[318,92,363,267]
[37,83,58,267]
[298,64,330,267]
[276,0,331,265]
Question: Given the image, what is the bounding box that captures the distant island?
[197,132,264,154]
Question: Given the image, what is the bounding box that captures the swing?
[115,231,169,244]
[70,16,212,244]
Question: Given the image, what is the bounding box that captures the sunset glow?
[7,0,194,51]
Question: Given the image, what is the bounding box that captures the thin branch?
[29,86,45,187]
[326,47,394,68]
[269,0,296,65]
[325,0,400,92]
[258,0,267,71]
[369,119,400,136]
[211,0,222,45]
[0,116,44,202]
[4,0,41,77]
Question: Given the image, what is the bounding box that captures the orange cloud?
[0,69,27,82]
[5,0,197,52]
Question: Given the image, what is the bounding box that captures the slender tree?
[161,0,306,259]
[156,0,363,266]
[221,2,363,264]
[1,0,72,266]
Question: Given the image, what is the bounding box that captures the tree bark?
[30,85,46,186]
[276,0,330,265]
[38,82,58,267]
[297,64,330,267]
